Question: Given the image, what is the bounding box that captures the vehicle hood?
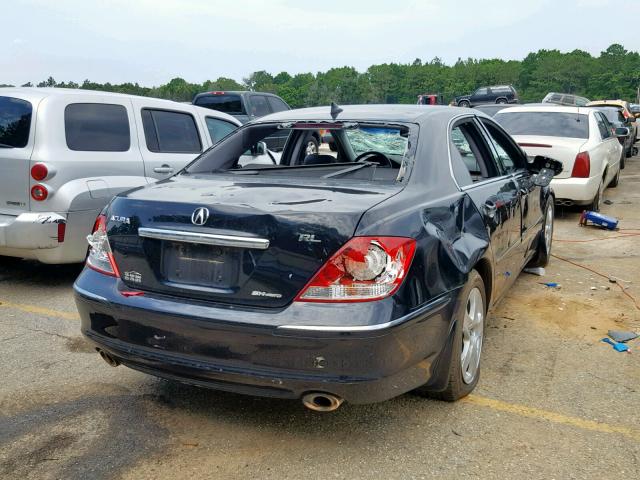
[106,174,403,308]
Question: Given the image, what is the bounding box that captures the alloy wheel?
[461,287,484,384]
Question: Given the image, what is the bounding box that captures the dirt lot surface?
[1,156,639,480]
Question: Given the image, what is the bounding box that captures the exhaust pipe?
[97,348,120,367]
[301,392,343,412]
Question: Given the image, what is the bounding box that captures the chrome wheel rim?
[544,203,553,252]
[461,287,484,384]
[306,141,318,156]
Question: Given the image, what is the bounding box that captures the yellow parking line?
[0,300,79,321]
[464,394,640,442]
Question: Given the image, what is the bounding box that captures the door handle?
[153,165,174,174]
[483,200,497,218]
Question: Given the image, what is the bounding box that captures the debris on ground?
[601,337,631,353]
[524,267,545,276]
[579,211,619,230]
[603,200,614,205]
[608,330,639,343]
[540,282,560,288]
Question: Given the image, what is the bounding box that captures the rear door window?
[142,109,201,153]
[65,103,130,151]
[495,112,589,139]
[194,94,244,114]
[480,119,525,174]
[450,121,500,186]
[205,117,237,144]
[266,96,289,113]
[250,96,270,117]
[0,96,32,148]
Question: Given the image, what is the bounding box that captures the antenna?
[330,102,343,120]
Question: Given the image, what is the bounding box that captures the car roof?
[0,87,241,124]
[495,104,592,115]
[254,104,479,124]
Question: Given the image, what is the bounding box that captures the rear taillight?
[571,151,591,178]
[86,214,120,277]
[30,163,48,181]
[295,237,416,303]
[30,184,48,201]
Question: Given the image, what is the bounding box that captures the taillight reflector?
[30,184,48,201]
[31,163,48,181]
[571,151,591,178]
[57,222,66,243]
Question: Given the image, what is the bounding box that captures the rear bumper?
[74,268,458,404]
[0,209,99,263]
[0,212,65,249]
[551,175,601,204]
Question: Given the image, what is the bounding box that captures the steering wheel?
[354,151,394,168]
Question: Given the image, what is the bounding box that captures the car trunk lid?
[513,135,588,179]
[107,174,401,308]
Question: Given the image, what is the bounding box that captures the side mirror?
[528,155,563,187]
[615,127,630,137]
[250,141,267,156]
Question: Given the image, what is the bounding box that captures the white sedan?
[494,105,625,210]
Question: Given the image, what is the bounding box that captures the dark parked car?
[193,90,320,153]
[591,106,635,161]
[455,85,519,108]
[74,105,561,411]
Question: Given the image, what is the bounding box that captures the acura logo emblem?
[191,207,210,226]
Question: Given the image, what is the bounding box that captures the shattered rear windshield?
[184,122,413,183]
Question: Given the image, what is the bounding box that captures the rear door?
[0,95,36,215]
[450,118,522,298]
[132,99,205,180]
[479,118,541,255]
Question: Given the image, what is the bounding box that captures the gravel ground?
[1,154,639,480]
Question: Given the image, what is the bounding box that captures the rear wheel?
[609,166,620,188]
[621,153,626,169]
[458,100,470,108]
[417,270,486,401]
[305,138,319,156]
[588,178,604,212]
[496,98,507,104]
[527,201,553,268]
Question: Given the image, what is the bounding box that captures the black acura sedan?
[74,105,561,411]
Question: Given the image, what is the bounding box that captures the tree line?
[5,44,639,107]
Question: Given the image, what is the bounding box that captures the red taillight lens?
[296,237,416,303]
[86,214,120,277]
[30,184,48,201]
[571,151,590,178]
[30,163,48,181]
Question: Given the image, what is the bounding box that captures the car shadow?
[0,257,82,286]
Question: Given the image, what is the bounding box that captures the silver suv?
[0,88,241,264]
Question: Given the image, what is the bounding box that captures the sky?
[3,0,639,87]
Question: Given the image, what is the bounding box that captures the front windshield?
[184,121,413,183]
[345,127,408,157]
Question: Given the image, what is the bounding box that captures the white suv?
[0,88,241,263]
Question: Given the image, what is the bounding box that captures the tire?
[609,165,620,188]
[620,154,626,170]
[527,200,554,268]
[496,98,508,104]
[458,100,470,108]
[588,178,604,212]
[417,270,486,402]
[329,141,337,152]
[305,137,319,156]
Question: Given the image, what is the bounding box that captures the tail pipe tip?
[97,348,120,367]
[301,392,344,412]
